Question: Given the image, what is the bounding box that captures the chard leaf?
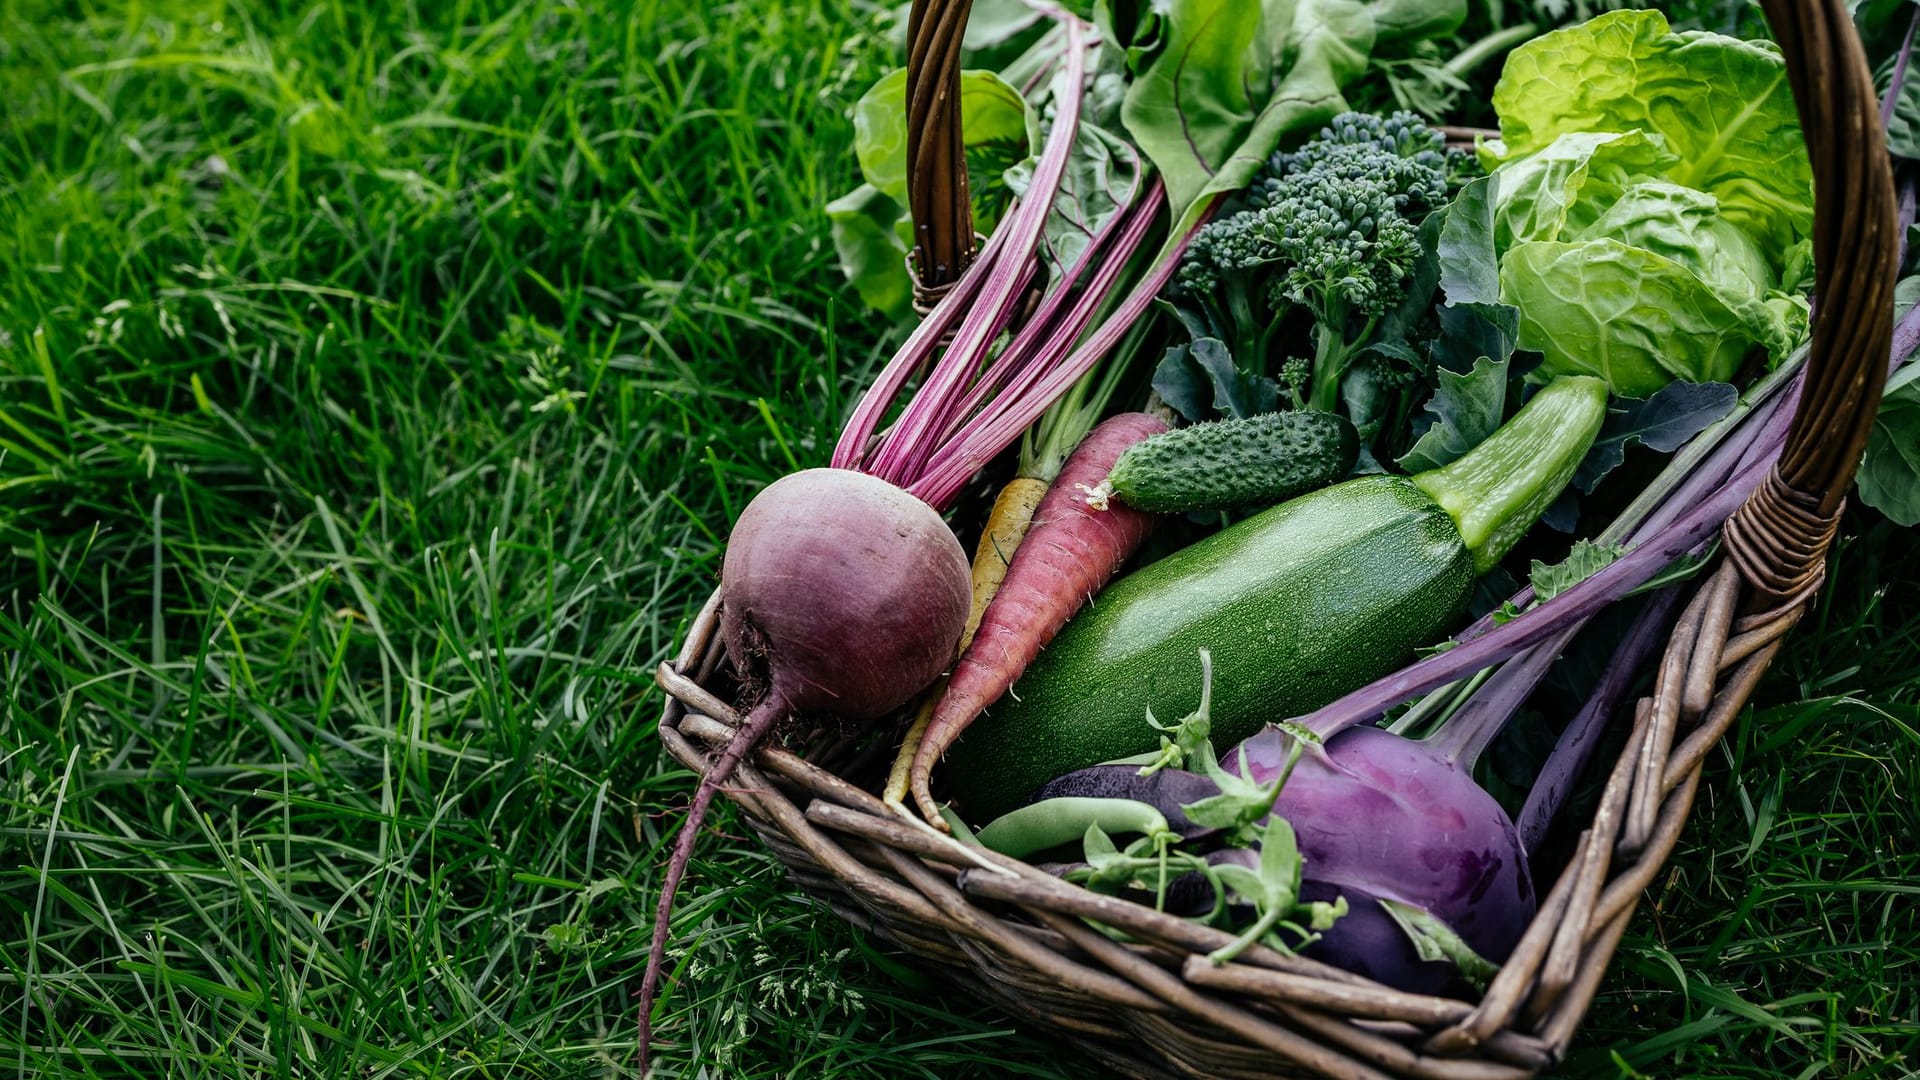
[1529,539,1624,603]
[1858,363,1920,526]
[1004,117,1144,280]
[1378,899,1501,990]
[1122,0,1372,235]
[825,184,913,319]
[1573,380,1739,494]
[1397,355,1509,473]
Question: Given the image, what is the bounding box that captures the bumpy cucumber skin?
[942,475,1475,821]
[1106,411,1359,513]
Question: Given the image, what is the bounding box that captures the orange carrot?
[910,412,1166,826]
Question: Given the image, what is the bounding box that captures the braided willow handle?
[1728,0,1898,603]
[904,0,977,304]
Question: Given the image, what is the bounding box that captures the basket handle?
[904,0,978,308]
[1730,0,1899,601]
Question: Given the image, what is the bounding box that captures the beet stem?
[638,695,785,1072]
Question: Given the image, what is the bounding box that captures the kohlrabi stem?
[1412,375,1610,573]
[1513,585,1685,855]
[1424,622,1583,768]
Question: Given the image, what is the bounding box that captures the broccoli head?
[1167,111,1448,416]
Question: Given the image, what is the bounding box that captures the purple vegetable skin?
[1236,726,1535,992]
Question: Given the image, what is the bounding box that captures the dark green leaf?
[1397,355,1509,473]
[1151,342,1214,422]
[1572,380,1739,494]
[1192,337,1281,419]
[1858,364,1920,525]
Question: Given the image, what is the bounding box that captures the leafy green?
[1398,355,1509,472]
[1529,539,1623,603]
[1487,9,1811,253]
[1004,116,1143,279]
[830,66,1039,311]
[852,67,1037,209]
[826,185,914,319]
[1858,364,1920,526]
[1573,380,1739,493]
[1480,10,1814,395]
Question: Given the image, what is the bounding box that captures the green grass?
[1,2,1914,1078]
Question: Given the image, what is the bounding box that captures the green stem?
[1411,375,1609,572]
[1444,22,1540,79]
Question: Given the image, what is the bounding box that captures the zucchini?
[942,376,1608,820]
[1093,411,1359,513]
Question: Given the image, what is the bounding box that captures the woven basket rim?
[652,1,1900,1076]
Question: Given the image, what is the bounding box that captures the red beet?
[641,469,970,1064]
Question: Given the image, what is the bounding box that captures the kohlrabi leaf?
[1378,899,1501,990]
[1573,380,1739,493]
[1488,9,1812,254]
[1004,117,1144,279]
[1500,238,1762,396]
[825,184,913,319]
[852,67,1038,209]
[1528,539,1624,604]
[1858,364,1920,526]
[1398,355,1510,473]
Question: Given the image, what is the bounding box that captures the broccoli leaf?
[1858,364,1920,526]
[1397,355,1510,473]
[1151,342,1215,423]
[1191,337,1281,419]
[1572,380,1739,494]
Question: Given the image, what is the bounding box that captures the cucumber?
[942,475,1475,820]
[941,376,1610,821]
[1096,411,1359,513]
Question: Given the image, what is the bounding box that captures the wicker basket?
[654,1,1897,1075]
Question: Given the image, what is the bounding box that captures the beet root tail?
[638,694,785,1072]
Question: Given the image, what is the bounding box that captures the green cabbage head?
[1482,10,1814,396]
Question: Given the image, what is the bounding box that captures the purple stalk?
[1423,623,1584,768]
[831,223,1011,470]
[910,193,1203,507]
[1514,585,1686,854]
[1299,442,1781,745]
[924,168,1151,446]
[870,22,1090,487]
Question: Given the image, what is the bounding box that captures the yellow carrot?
[883,476,1048,812]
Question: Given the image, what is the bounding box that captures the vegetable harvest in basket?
[643,4,1830,1059]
